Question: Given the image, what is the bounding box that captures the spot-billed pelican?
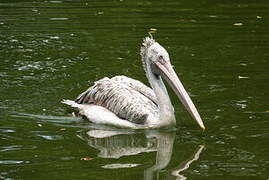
[62,37,205,129]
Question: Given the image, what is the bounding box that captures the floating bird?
[62,37,205,129]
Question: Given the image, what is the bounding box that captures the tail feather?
[61,99,81,109]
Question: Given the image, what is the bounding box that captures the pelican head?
[141,37,205,130]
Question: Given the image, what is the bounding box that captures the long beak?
[155,61,205,130]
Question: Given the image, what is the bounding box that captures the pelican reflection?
[78,129,204,179]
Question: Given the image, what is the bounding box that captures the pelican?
[62,37,205,129]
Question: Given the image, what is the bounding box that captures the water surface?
[0,0,269,179]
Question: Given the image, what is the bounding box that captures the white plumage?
[62,37,205,129]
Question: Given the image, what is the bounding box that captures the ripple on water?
[0,160,28,165]
[49,18,69,21]
[37,134,64,141]
[0,145,36,152]
[49,1,63,3]
[208,84,227,93]
[0,129,16,133]
[102,163,140,169]
[235,100,248,109]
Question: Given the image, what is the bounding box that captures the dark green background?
[0,0,268,179]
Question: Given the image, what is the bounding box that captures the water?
[1,0,269,179]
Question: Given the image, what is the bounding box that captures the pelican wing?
[111,76,157,105]
[75,77,158,124]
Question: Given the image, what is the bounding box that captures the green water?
[1,0,268,179]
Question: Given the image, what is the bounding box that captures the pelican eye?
[158,55,166,64]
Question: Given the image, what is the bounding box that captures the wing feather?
[75,77,158,124]
[111,76,157,105]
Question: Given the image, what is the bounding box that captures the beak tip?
[198,121,206,131]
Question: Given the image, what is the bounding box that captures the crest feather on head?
[140,37,156,71]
